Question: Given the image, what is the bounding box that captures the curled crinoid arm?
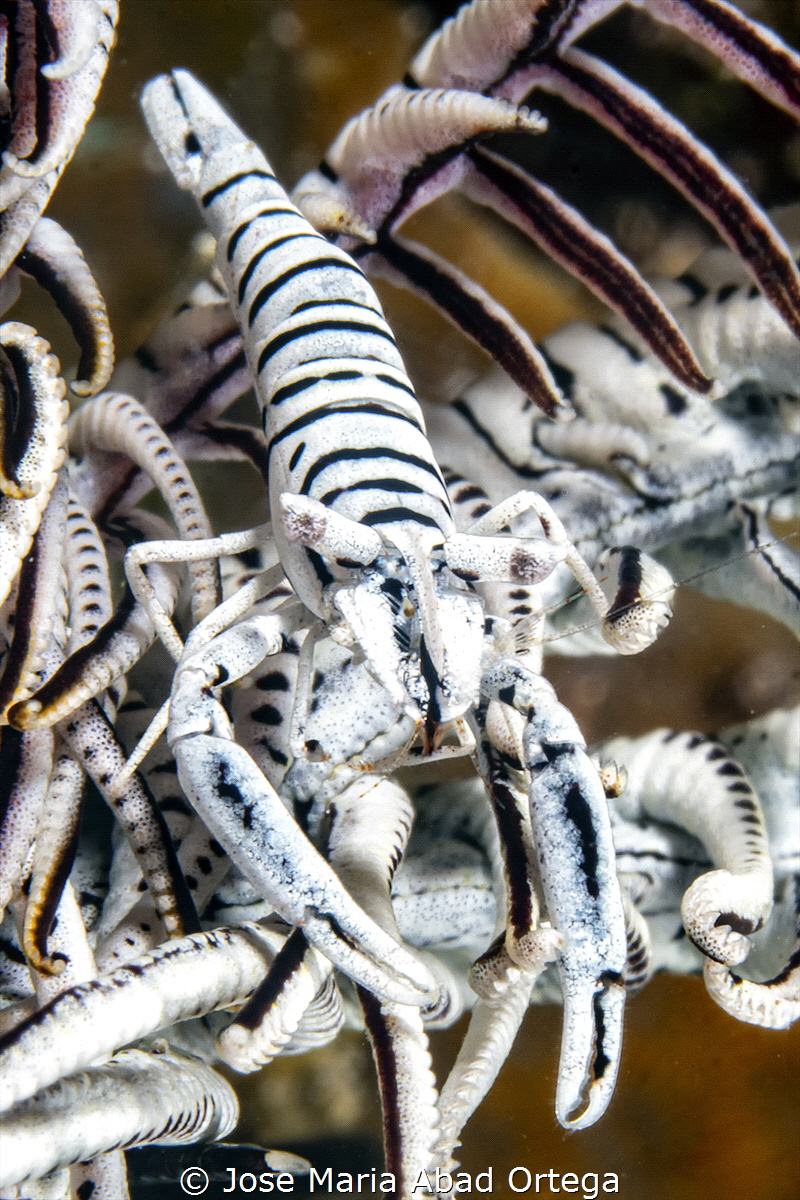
[619,886,652,993]
[426,758,559,1171]
[0,1044,237,1191]
[0,1,118,186]
[62,491,113,653]
[0,323,68,608]
[0,169,62,276]
[8,509,182,731]
[298,86,546,233]
[75,308,251,518]
[594,546,674,654]
[694,706,800,1030]
[216,928,336,1072]
[358,987,440,1199]
[703,917,800,1032]
[0,3,118,278]
[21,754,87,977]
[0,728,55,922]
[4,485,111,749]
[602,728,774,968]
[0,472,69,723]
[95,808,237,971]
[432,963,540,1177]
[15,217,114,395]
[407,0,572,91]
[0,922,287,1114]
[69,391,220,623]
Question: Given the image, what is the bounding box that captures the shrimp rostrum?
[139,69,677,1132]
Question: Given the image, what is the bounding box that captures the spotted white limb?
[602,728,774,966]
[37,1,111,81]
[22,754,87,975]
[277,637,420,813]
[0,728,55,921]
[424,348,798,612]
[0,471,69,721]
[468,702,545,970]
[0,323,68,608]
[58,698,199,941]
[482,662,627,1130]
[69,391,220,624]
[0,923,290,1113]
[211,784,453,1075]
[117,564,287,796]
[454,488,674,655]
[0,1044,237,1189]
[15,217,114,396]
[107,527,284,793]
[280,494,383,567]
[168,617,437,1006]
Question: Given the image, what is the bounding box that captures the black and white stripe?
[142,69,456,618]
